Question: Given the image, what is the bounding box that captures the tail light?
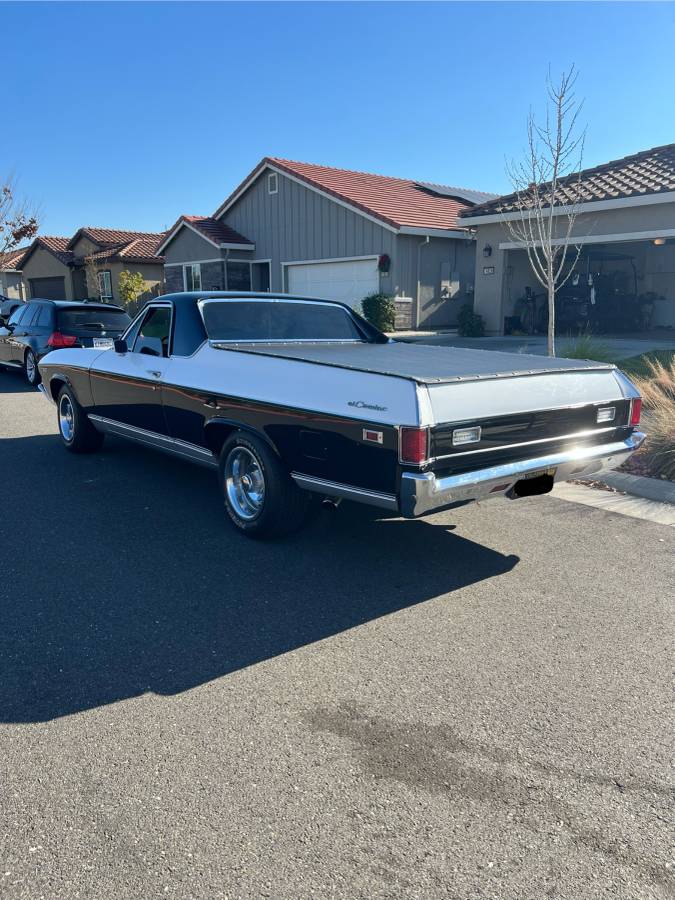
[47,331,78,348]
[629,397,642,427]
[399,426,429,465]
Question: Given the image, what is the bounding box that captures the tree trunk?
[547,283,556,357]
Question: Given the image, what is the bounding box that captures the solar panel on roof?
[415,182,500,205]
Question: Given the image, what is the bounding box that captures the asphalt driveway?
[0,375,672,899]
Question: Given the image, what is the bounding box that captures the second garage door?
[29,277,66,300]
[287,259,379,309]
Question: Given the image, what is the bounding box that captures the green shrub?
[559,330,616,363]
[457,304,485,337]
[361,292,396,332]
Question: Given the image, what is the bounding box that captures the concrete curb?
[588,471,675,505]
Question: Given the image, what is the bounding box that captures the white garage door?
[287,258,379,309]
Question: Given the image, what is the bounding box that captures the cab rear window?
[201,300,364,342]
[57,308,131,332]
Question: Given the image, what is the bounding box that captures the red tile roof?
[84,232,166,264]
[184,214,253,245]
[217,157,487,232]
[28,236,74,266]
[156,215,253,255]
[67,226,165,250]
[0,246,30,270]
[462,142,675,218]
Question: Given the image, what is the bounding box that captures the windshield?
[200,299,365,343]
[57,307,131,333]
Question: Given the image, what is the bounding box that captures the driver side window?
[132,306,172,357]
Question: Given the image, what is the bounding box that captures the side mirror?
[114,338,128,354]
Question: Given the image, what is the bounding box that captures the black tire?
[24,349,41,386]
[56,384,105,453]
[219,431,310,539]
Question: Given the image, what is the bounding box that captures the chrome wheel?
[224,446,265,520]
[26,352,37,384]
[59,393,75,442]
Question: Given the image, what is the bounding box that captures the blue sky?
[3,1,674,237]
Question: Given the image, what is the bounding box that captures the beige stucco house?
[19,227,166,304]
[461,143,675,336]
[0,248,28,301]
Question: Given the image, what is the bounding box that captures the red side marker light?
[629,398,642,427]
[400,427,429,464]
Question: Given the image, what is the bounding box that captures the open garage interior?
[502,237,675,337]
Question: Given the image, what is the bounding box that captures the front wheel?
[219,432,310,539]
[25,349,40,386]
[57,385,105,453]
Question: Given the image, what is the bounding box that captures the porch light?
[483,244,493,258]
[653,238,666,246]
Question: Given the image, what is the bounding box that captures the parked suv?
[0,299,131,385]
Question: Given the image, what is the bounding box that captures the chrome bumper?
[399,432,646,518]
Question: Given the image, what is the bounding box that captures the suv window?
[132,306,172,357]
[56,307,130,333]
[8,304,30,327]
[35,305,52,327]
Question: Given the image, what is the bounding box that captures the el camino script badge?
[348,400,388,412]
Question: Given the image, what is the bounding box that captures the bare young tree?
[502,66,586,356]
[0,175,39,255]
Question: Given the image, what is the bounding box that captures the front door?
[0,305,27,364]
[89,304,173,434]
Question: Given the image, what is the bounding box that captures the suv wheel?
[57,385,105,453]
[219,432,310,539]
[25,350,40,386]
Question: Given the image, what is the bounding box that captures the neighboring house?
[158,158,496,329]
[19,228,166,303]
[0,247,28,301]
[461,143,675,335]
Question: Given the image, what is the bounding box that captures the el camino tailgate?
[425,368,631,476]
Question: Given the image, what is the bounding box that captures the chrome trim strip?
[87,415,218,468]
[291,473,398,511]
[399,432,646,518]
[431,425,619,462]
[38,383,54,404]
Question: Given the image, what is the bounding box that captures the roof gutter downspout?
[415,235,430,329]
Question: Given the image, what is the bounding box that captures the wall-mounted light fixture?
[483,244,493,258]
[653,238,666,246]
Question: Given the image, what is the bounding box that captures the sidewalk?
[388,331,675,359]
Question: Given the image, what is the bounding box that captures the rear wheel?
[56,385,104,453]
[219,431,310,539]
[25,349,40,386]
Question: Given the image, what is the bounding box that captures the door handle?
[203,398,218,408]
[146,369,162,378]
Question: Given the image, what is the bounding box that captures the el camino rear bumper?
[399,431,645,518]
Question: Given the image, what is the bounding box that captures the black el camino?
[37,291,644,538]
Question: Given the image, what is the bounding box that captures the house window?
[268,172,278,195]
[226,261,252,291]
[184,263,202,292]
[98,270,112,300]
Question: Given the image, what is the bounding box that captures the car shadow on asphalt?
[0,371,37,393]
[0,434,519,722]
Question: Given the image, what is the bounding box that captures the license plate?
[519,467,557,480]
[93,338,114,349]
